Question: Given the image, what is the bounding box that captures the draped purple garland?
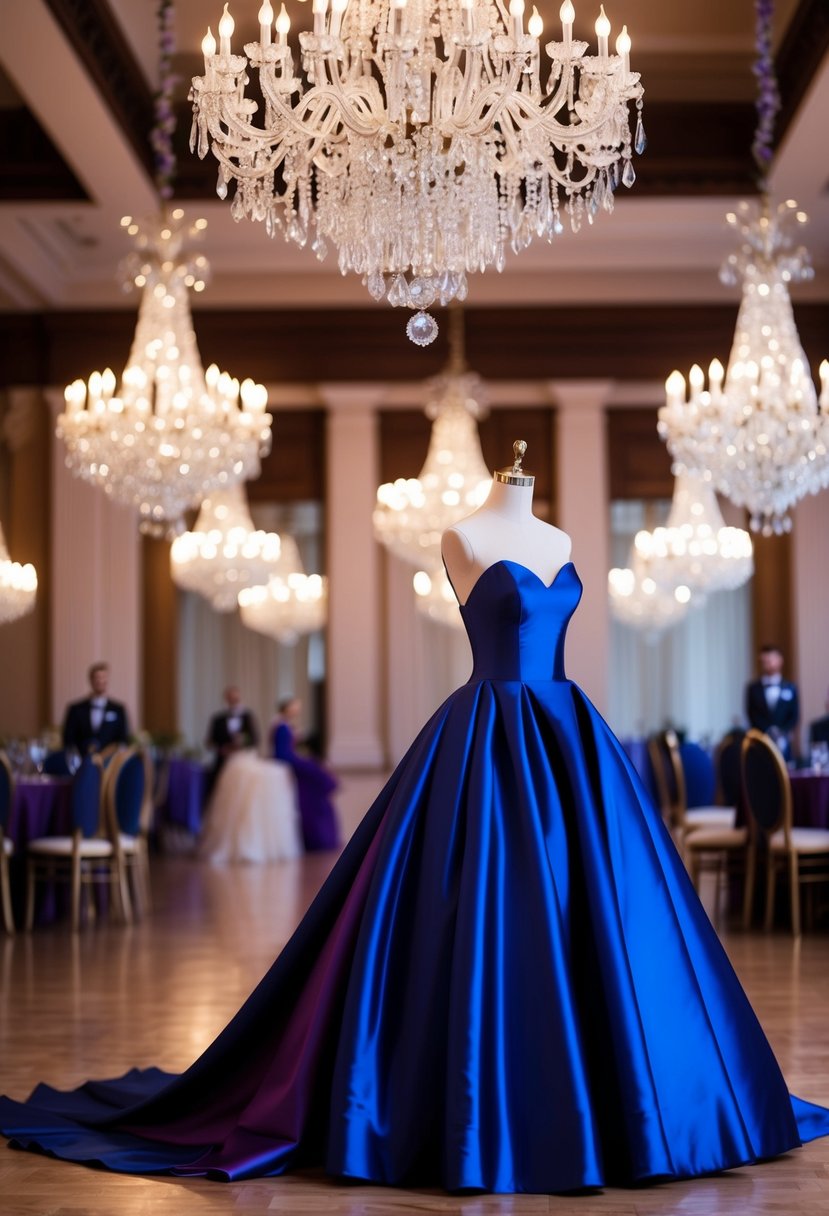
[149,0,178,199]
[751,0,780,182]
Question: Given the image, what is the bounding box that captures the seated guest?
[62,661,129,755]
[809,689,829,747]
[745,643,799,762]
[205,686,259,795]
[272,697,340,851]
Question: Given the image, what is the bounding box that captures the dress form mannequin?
[442,440,572,605]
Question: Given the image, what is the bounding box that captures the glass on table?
[811,741,829,773]
[28,739,48,779]
[6,738,27,776]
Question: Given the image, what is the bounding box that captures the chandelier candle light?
[608,553,692,641]
[238,535,327,644]
[633,469,753,596]
[413,566,463,628]
[657,0,829,535]
[170,482,282,611]
[191,0,644,344]
[0,521,37,626]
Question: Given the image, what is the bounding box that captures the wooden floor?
[2,775,829,1215]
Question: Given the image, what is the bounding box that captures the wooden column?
[141,537,178,736]
[0,388,51,735]
[750,532,793,676]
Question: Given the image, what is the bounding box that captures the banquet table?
[157,757,207,836]
[9,776,72,849]
[789,770,829,829]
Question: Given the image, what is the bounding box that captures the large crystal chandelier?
[238,535,327,644]
[170,483,282,611]
[191,0,644,343]
[0,521,37,625]
[657,0,829,536]
[608,553,692,641]
[413,567,463,629]
[60,213,272,536]
[58,2,272,537]
[374,311,491,563]
[633,470,753,596]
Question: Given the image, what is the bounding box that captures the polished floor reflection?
[2,786,829,1215]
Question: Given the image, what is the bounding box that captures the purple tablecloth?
[9,777,72,847]
[159,758,207,835]
[790,771,829,829]
[8,777,73,924]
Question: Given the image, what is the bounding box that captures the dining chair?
[741,729,829,936]
[0,751,15,933]
[647,731,744,913]
[680,740,716,809]
[648,731,736,845]
[25,755,131,931]
[106,748,148,916]
[714,728,745,809]
[42,750,71,777]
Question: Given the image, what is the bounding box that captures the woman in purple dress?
[271,698,340,851]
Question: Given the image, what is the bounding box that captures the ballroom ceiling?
[0,0,827,315]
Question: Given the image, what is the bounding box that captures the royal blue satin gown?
[3,560,829,1191]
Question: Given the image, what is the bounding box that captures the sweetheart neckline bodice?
[453,559,576,609]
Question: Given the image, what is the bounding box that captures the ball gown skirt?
[3,561,829,1193]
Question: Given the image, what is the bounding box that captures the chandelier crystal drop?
[191,0,644,342]
[374,311,492,563]
[238,535,327,644]
[413,566,463,628]
[632,470,753,596]
[608,552,693,641]
[58,212,272,537]
[170,483,282,611]
[0,521,37,625]
[659,200,829,535]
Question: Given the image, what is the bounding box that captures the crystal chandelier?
[657,0,829,536]
[608,552,692,640]
[0,521,37,625]
[238,535,327,644]
[170,483,282,611]
[191,0,644,343]
[60,213,272,536]
[374,312,491,563]
[58,2,272,537]
[633,470,753,596]
[413,567,463,629]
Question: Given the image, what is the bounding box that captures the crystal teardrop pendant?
[635,116,647,155]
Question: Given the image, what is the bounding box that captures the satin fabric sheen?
[3,560,829,1192]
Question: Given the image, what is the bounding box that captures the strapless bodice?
[457,560,582,683]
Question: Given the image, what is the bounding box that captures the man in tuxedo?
[62,662,130,755]
[745,644,800,761]
[205,686,259,794]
